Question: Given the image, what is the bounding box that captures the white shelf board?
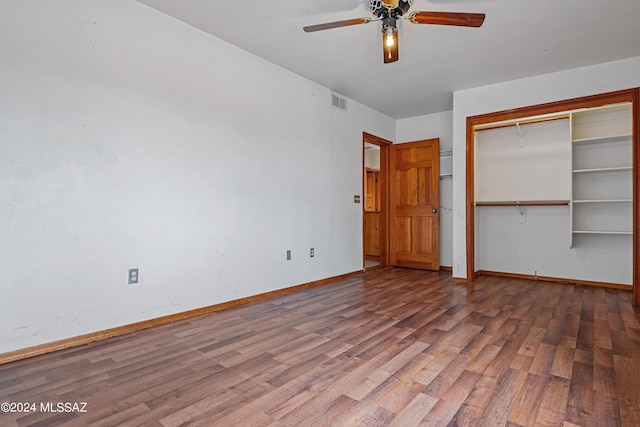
[573,166,632,174]
[572,199,632,204]
[572,134,632,145]
[572,230,633,235]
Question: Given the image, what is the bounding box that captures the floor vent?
[331,93,347,111]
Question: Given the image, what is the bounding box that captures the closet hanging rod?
[475,200,570,207]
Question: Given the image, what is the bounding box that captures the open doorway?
[362,132,391,270]
[364,143,381,269]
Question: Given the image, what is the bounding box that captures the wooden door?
[365,170,379,212]
[363,212,380,256]
[390,139,440,270]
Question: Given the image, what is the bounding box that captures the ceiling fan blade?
[408,12,485,28]
[303,17,372,33]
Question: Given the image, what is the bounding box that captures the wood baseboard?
[0,270,363,366]
[439,266,452,273]
[476,270,633,290]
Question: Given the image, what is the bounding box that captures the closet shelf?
[571,103,633,248]
[572,134,632,145]
[573,166,632,174]
[572,230,633,235]
[572,199,632,204]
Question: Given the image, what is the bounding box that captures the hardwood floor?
[364,256,381,271]
[1,267,639,426]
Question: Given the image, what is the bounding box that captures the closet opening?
[465,88,640,306]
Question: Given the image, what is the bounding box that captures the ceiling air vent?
[331,93,347,111]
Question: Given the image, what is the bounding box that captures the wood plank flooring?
[1,267,639,426]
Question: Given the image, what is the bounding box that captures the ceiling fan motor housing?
[369,0,413,18]
[382,16,398,31]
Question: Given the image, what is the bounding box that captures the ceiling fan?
[303,0,485,63]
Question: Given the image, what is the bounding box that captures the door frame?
[363,132,392,267]
[465,88,640,306]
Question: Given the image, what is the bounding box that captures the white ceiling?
[136,0,640,119]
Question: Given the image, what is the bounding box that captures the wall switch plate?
[354,195,361,203]
[128,268,139,284]
[286,250,292,261]
[310,248,314,257]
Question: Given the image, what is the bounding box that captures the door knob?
[432,208,438,213]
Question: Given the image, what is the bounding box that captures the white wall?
[452,56,640,279]
[0,0,395,353]
[476,206,633,284]
[364,148,380,170]
[396,111,453,267]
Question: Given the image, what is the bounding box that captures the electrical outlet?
[286,250,292,261]
[310,248,314,257]
[128,268,139,284]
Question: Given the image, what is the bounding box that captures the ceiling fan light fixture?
[382,19,399,63]
[385,27,396,47]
